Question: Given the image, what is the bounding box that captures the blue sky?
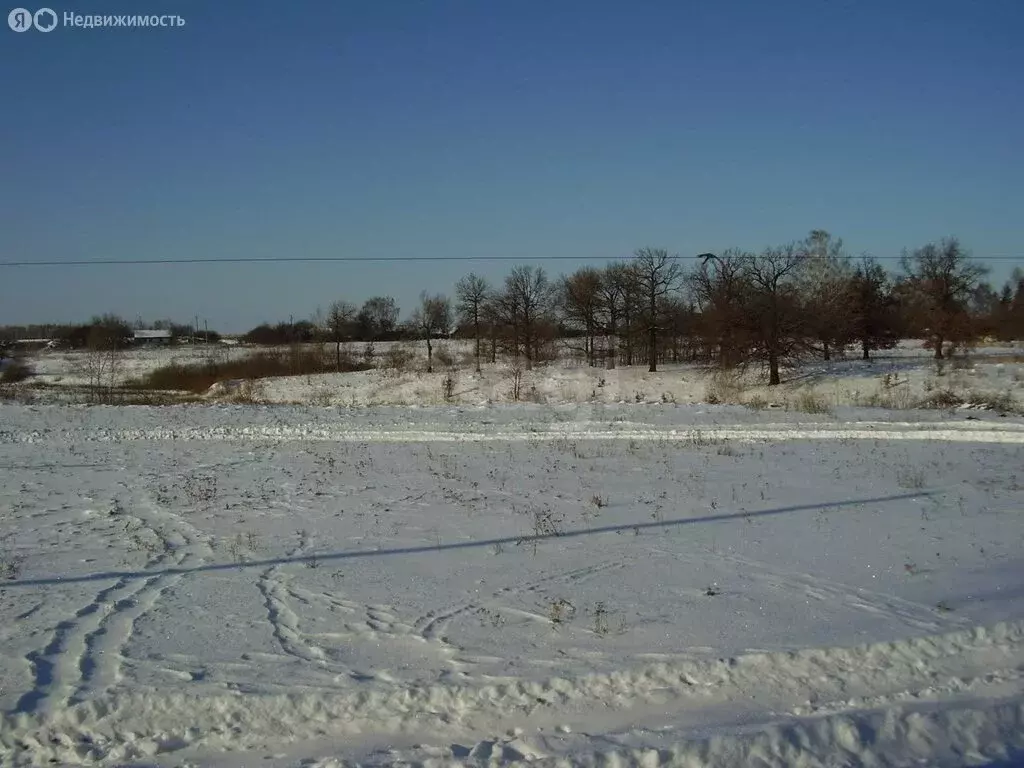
[2,0,1022,332]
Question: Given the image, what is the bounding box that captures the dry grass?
[916,389,965,409]
[897,466,927,489]
[226,379,266,404]
[130,349,372,393]
[789,390,832,414]
[1,359,33,384]
[963,390,1019,413]
[433,345,456,368]
[704,368,746,404]
[381,344,416,372]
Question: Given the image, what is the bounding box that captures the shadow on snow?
[0,491,935,590]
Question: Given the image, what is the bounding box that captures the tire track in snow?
[16,571,171,715]
[72,491,217,704]
[15,496,211,715]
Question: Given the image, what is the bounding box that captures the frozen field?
[1,404,1023,766]
[15,340,1024,413]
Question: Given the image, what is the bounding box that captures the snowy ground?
[1,403,1023,766]
[15,340,1024,412]
[25,345,253,389]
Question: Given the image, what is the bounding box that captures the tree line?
[0,316,221,352]
[300,232,1022,384]
[3,232,1022,386]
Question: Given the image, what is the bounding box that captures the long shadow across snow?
[2,491,934,589]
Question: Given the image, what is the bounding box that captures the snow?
[245,341,1024,412]
[17,340,1024,413]
[1,402,1022,766]
[27,345,252,388]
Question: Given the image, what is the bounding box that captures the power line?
[1,255,591,266]
[0,254,1020,267]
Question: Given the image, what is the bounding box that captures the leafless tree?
[690,249,752,369]
[601,262,643,366]
[82,321,127,402]
[455,273,491,373]
[410,292,453,373]
[325,300,357,371]
[848,257,901,360]
[900,237,988,359]
[632,248,684,372]
[357,296,399,341]
[798,230,853,360]
[596,262,629,369]
[742,245,809,384]
[561,267,604,366]
[661,296,698,363]
[482,296,500,365]
[997,268,1024,341]
[497,266,557,369]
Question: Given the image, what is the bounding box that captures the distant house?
[133,329,172,345]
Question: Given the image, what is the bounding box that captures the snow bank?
[2,621,1022,765]
[3,416,1024,445]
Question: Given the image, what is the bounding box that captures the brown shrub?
[131,350,372,393]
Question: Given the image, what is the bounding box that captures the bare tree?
[455,273,491,373]
[561,267,604,366]
[325,300,357,371]
[482,296,500,365]
[410,292,453,373]
[798,230,853,360]
[997,268,1024,341]
[596,262,629,369]
[691,250,752,368]
[848,256,901,360]
[660,296,697,363]
[497,266,557,369]
[900,237,988,359]
[357,296,400,341]
[633,248,684,372]
[81,317,129,402]
[602,262,643,366]
[736,246,809,385]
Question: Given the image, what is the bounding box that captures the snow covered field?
[1,404,1023,766]
[14,340,1024,413]
[26,345,253,389]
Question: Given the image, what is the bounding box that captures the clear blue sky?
[2,0,1022,332]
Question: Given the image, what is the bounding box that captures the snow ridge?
[2,620,1023,765]
[3,419,1024,445]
